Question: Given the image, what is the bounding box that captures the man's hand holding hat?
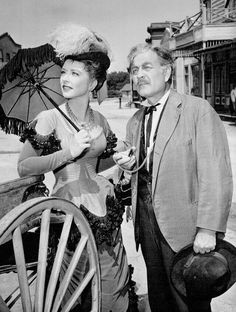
[193,228,216,254]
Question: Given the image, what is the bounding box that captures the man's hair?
[127,43,174,83]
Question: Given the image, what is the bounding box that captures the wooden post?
[201,42,206,99]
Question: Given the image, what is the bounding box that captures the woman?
[17,24,129,312]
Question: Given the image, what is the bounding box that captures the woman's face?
[60,59,96,99]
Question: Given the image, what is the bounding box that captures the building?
[147,0,236,114]
[0,33,21,69]
[120,83,141,106]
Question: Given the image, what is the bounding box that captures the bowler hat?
[170,239,236,300]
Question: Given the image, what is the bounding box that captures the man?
[113,44,233,312]
[230,84,236,115]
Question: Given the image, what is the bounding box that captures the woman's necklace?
[65,102,94,129]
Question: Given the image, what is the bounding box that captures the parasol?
[0,43,80,135]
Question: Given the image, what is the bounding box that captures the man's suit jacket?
[125,89,233,252]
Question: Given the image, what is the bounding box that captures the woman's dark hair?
[82,60,107,92]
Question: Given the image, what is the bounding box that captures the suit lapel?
[152,90,182,195]
[131,107,145,224]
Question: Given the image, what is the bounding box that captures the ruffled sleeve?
[18,110,73,177]
[20,119,62,156]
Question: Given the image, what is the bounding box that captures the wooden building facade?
[0,33,21,69]
[146,0,236,113]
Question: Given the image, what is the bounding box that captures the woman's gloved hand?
[69,129,91,159]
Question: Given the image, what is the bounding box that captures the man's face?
[130,50,171,103]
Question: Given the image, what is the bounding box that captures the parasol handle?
[35,83,80,132]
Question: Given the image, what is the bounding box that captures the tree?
[107,71,130,97]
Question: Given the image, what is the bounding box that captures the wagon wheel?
[0,197,100,312]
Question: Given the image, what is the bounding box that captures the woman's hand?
[69,129,91,158]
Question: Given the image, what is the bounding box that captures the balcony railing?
[171,6,236,38]
[171,11,202,37]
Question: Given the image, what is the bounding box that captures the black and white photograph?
[0,0,235,311]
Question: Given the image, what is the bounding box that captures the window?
[191,64,201,96]
[229,0,236,9]
[184,66,190,94]
[205,0,212,23]
[214,64,226,94]
[205,66,212,96]
[228,0,236,19]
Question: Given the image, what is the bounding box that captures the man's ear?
[163,65,172,82]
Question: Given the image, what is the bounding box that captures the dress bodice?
[22,104,116,216]
[51,107,115,216]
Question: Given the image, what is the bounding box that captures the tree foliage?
[107,71,130,97]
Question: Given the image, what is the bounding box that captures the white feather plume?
[49,23,110,59]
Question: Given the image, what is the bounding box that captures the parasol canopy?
[0,43,80,135]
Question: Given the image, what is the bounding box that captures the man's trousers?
[137,181,211,312]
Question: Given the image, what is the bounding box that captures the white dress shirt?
[144,90,170,170]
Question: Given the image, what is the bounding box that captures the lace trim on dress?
[20,120,62,155]
[80,195,125,246]
[99,130,117,159]
[67,195,125,249]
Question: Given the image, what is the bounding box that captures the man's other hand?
[193,228,216,254]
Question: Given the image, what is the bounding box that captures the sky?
[0,0,200,72]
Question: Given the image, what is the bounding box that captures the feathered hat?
[50,23,111,90]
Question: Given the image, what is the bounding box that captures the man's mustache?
[137,79,149,86]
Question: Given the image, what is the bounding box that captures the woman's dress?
[17,104,129,312]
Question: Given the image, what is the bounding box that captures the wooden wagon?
[0,175,100,312]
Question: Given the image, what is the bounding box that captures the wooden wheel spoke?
[44,213,73,312]
[34,209,51,312]
[51,234,89,311]
[7,271,36,309]
[0,196,100,312]
[61,268,96,312]
[12,226,32,312]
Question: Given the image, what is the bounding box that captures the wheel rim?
[0,197,101,312]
